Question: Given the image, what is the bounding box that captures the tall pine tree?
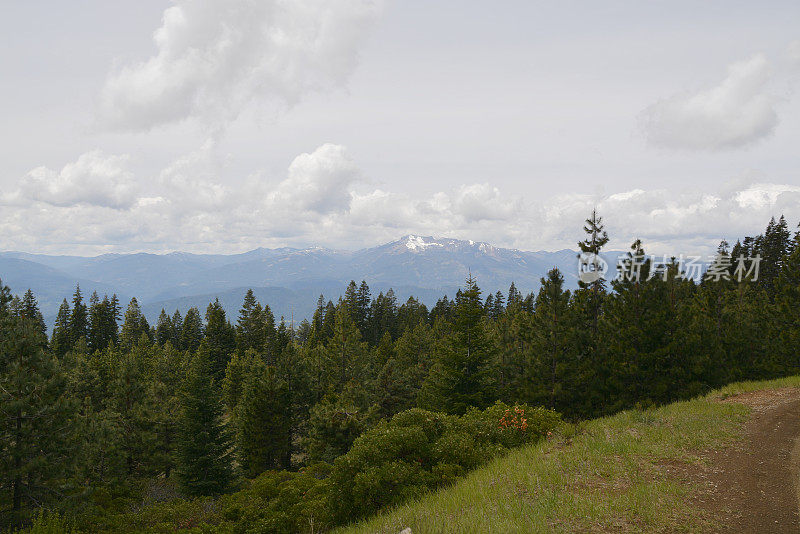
[418,275,495,414]
[175,349,232,496]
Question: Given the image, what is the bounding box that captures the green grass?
[338,376,800,534]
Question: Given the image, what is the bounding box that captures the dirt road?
[693,388,800,533]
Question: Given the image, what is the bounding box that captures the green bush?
[26,511,76,534]
[328,402,560,524]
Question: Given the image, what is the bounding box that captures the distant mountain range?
[0,235,613,329]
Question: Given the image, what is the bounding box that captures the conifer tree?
[492,290,505,319]
[356,280,372,336]
[507,282,522,308]
[0,278,10,315]
[176,349,232,496]
[775,241,800,373]
[148,342,186,478]
[181,307,204,353]
[106,343,157,476]
[577,209,610,334]
[204,299,236,380]
[222,349,259,412]
[396,296,428,334]
[484,293,495,316]
[120,297,151,349]
[155,309,173,346]
[368,290,398,344]
[51,299,72,357]
[20,289,46,339]
[236,289,275,354]
[755,215,792,295]
[530,268,572,411]
[104,294,121,348]
[0,301,72,518]
[69,285,88,347]
[343,281,359,318]
[236,364,292,476]
[374,322,433,417]
[326,303,368,391]
[429,295,454,324]
[309,295,327,347]
[87,292,104,352]
[170,309,184,348]
[418,275,496,414]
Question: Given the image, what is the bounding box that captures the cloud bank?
[640,55,779,150]
[2,144,797,256]
[99,0,383,132]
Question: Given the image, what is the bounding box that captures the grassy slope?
[339,376,800,534]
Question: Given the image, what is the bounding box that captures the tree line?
[1,213,799,531]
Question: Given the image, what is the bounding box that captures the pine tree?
[236,289,275,354]
[530,268,572,411]
[181,307,204,353]
[20,289,46,339]
[0,304,72,518]
[69,285,88,347]
[148,342,186,478]
[204,299,236,380]
[106,294,121,347]
[343,281,359,319]
[120,297,151,349]
[418,275,496,414]
[484,294,495,316]
[396,296,428,334]
[236,364,292,476]
[492,290,505,319]
[170,309,184,348]
[578,209,610,289]
[368,290,398,344]
[155,309,173,346]
[106,344,158,476]
[775,242,800,373]
[51,299,72,357]
[175,349,232,496]
[356,280,372,336]
[577,209,610,334]
[222,349,259,412]
[374,322,433,418]
[326,303,368,391]
[755,215,792,295]
[309,295,327,347]
[507,282,522,308]
[87,292,104,352]
[0,279,10,315]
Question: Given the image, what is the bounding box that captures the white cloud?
[11,151,137,209]
[2,143,798,257]
[98,0,383,132]
[158,140,232,211]
[267,143,361,214]
[735,182,800,209]
[452,183,523,222]
[789,41,800,69]
[640,55,778,150]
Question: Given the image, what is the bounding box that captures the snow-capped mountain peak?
[404,235,444,252]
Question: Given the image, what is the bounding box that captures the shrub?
[26,511,76,534]
[328,402,560,524]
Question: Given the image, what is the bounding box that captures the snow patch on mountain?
[405,235,444,252]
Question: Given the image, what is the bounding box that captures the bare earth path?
[689,388,800,533]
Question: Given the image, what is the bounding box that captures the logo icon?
[577,253,608,284]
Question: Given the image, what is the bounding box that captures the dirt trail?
[692,388,800,533]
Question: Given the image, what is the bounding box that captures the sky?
[1,0,799,256]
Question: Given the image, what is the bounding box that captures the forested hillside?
[1,213,799,532]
